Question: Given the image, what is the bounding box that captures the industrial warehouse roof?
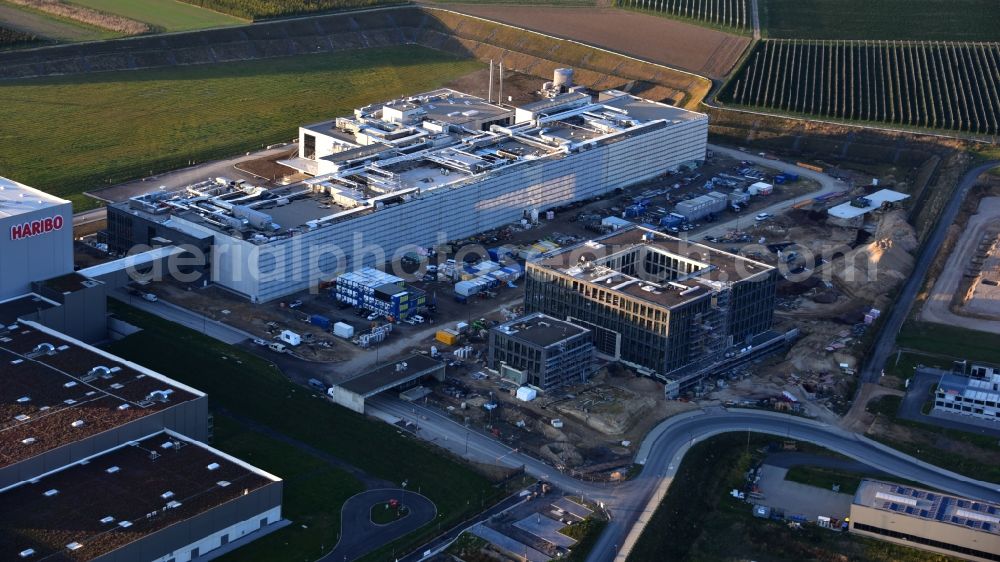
[0,322,203,469]
[493,313,590,347]
[827,189,909,219]
[0,430,278,562]
[0,177,68,219]
[338,354,443,396]
[937,372,1000,405]
[533,226,774,308]
[36,273,103,295]
[77,246,186,280]
[0,294,59,326]
[118,88,704,242]
[854,480,1000,536]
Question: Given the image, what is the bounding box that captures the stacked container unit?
[335,267,422,320]
[673,192,728,222]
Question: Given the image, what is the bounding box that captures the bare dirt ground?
[921,195,1000,335]
[840,383,904,434]
[433,4,750,78]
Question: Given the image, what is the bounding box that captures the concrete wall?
[177,116,707,301]
[0,202,73,300]
[0,395,209,489]
[29,280,108,343]
[95,484,283,562]
[327,386,366,414]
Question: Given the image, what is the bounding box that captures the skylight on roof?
[66,542,82,551]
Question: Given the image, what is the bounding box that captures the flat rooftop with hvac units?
[0,321,207,489]
[850,479,1000,562]
[0,430,282,562]
[0,320,284,562]
[106,81,707,302]
[488,313,596,391]
[525,226,780,391]
[327,354,445,413]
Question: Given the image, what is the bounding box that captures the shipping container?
[309,314,331,330]
[333,322,354,338]
[436,329,459,346]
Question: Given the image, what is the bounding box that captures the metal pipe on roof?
[488,59,494,104]
[498,61,503,106]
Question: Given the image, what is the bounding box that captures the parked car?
[268,342,287,353]
[141,293,158,302]
[252,338,268,346]
[755,212,773,221]
[366,312,380,321]
[288,300,303,309]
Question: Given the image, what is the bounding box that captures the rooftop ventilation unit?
[83,366,111,382]
[14,414,29,422]
[16,396,30,404]
[43,489,58,497]
[66,543,82,551]
[63,381,77,388]
[99,516,115,524]
[161,491,174,500]
[117,403,130,411]
[118,521,132,528]
[30,343,55,356]
[70,420,85,428]
[106,466,120,474]
[165,500,182,509]
[207,463,220,471]
[21,437,36,445]
[19,548,35,558]
[217,480,231,488]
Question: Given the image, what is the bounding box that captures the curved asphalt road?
[367,397,1000,562]
[325,488,437,562]
[858,161,1000,389]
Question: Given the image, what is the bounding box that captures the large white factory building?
[109,85,707,302]
[0,177,73,301]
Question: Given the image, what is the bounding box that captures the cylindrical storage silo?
[553,68,574,90]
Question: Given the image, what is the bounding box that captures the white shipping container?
[333,322,354,338]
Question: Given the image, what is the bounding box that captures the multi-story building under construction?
[524,227,777,388]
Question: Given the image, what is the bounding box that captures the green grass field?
[105,300,505,561]
[0,46,480,210]
[210,415,364,562]
[896,322,1000,365]
[68,0,246,31]
[760,0,1000,41]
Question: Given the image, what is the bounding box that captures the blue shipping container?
[310,315,331,330]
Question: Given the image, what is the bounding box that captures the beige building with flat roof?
[850,479,1000,562]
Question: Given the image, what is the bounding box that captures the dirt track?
[920,197,1000,335]
[433,4,750,78]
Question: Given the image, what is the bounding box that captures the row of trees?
[722,40,1000,135]
[0,26,41,48]
[178,0,393,21]
[615,0,750,31]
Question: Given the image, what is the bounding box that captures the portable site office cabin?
[279,330,301,346]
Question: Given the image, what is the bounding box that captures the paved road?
[110,290,253,345]
[325,488,437,562]
[858,161,1000,390]
[698,145,848,239]
[73,207,106,227]
[762,451,890,476]
[368,397,1000,562]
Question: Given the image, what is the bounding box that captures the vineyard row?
[721,40,1000,135]
[615,0,750,31]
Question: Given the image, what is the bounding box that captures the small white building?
[279,330,301,346]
